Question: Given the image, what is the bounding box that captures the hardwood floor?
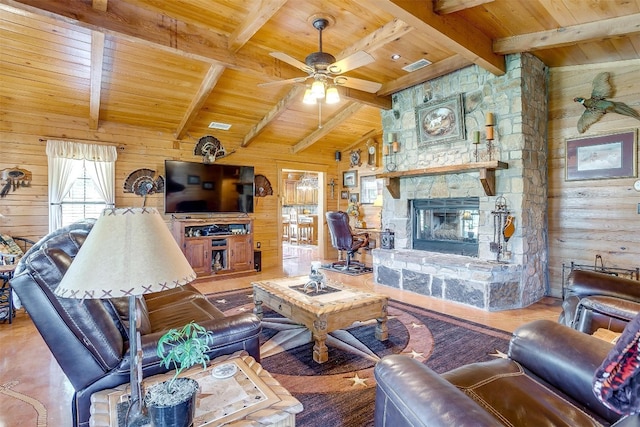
[0,251,561,426]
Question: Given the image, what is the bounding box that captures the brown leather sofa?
[559,269,640,334]
[374,319,638,426]
[11,220,261,427]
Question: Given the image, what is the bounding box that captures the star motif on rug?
[490,349,508,359]
[410,322,424,329]
[348,373,368,387]
[215,299,227,304]
[407,349,423,359]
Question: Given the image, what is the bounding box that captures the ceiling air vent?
[208,121,232,130]
[402,59,432,73]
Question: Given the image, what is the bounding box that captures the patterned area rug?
[208,288,511,427]
[320,264,373,276]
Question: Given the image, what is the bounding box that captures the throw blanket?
[593,313,640,415]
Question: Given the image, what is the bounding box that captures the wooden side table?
[0,264,17,324]
[90,351,303,427]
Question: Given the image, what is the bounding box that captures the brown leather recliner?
[559,269,640,334]
[11,220,261,427]
[374,319,638,426]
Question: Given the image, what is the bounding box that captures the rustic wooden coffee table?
[252,276,388,363]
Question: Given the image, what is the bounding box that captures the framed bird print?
[565,130,637,181]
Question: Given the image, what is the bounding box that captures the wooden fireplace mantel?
[377,160,509,198]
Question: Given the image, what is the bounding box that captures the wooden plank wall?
[334,141,383,265]
[0,110,340,273]
[548,59,640,297]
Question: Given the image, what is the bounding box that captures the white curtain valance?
[46,140,118,162]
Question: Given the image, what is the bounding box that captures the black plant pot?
[145,378,198,427]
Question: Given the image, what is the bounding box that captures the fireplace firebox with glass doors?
[412,197,479,256]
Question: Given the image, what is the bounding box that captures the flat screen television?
[164,160,254,214]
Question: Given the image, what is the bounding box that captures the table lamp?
[55,207,196,426]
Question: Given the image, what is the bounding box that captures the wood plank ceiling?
[1,0,639,155]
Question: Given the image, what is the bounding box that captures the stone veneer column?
[375,53,548,310]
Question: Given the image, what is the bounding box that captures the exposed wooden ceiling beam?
[379,54,473,96]
[3,0,300,83]
[292,103,364,153]
[228,0,288,52]
[175,64,226,140]
[370,0,505,75]
[92,0,107,12]
[434,0,493,15]
[89,31,105,130]
[338,87,392,109]
[241,85,305,148]
[336,18,414,59]
[494,13,640,54]
[342,129,381,152]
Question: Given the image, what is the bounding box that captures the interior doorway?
[280,168,325,276]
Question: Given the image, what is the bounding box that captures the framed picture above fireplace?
[565,130,637,181]
[415,94,465,146]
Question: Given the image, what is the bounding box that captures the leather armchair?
[559,269,640,334]
[11,220,261,427]
[374,319,636,426]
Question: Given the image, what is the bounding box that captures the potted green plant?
[144,322,214,427]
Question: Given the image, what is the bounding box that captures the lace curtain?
[46,140,117,232]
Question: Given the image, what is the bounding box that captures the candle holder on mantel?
[383,132,399,172]
[485,112,495,161]
[472,130,481,162]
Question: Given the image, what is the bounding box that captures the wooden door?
[228,235,253,271]
[184,238,211,276]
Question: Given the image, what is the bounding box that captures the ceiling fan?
[259,16,382,94]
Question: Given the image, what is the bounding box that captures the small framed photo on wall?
[343,170,357,187]
[349,193,359,203]
[340,190,349,199]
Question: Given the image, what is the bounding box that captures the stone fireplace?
[372,53,549,311]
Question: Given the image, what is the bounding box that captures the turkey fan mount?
[123,168,164,206]
[194,135,226,164]
[254,174,273,197]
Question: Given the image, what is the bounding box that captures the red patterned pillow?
[593,313,640,415]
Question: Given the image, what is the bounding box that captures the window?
[46,140,117,232]
[60,161,107,227]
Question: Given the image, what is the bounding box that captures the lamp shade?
[55,207,196,299]
[311,79,325,99]
[373,194,384,207]
[303,88,317,105]
[325,86,340,104]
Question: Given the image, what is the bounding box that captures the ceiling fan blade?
[258,76,309,88]
[270,52,313,73]
[334,75,382,93]
[328,51,375,74]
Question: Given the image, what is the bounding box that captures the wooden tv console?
[170,217,255,280]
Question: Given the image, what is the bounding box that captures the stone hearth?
[373,249,523,311]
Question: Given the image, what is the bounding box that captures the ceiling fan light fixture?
[311,79,325,98]
[303,88,317,104]
[325,86,340,104]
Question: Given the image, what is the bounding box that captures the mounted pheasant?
[574,72,640,133]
